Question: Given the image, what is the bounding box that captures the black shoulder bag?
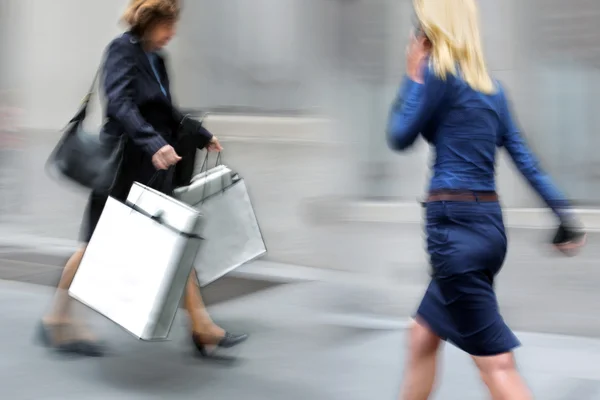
[46,67,126,194]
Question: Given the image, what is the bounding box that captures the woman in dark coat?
[39,0,247,358]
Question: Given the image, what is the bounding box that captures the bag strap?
[81,67,102,107]
[68,66,101,125]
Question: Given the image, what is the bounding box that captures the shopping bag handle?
[125,166,204,239]
[126,201,204,239]
[197,150,224,174]
[127,167,173,214]
[198,151,228,205]
[147,167,170,188]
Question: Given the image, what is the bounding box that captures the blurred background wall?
[2,0,600,273]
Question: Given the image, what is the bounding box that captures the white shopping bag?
[174,168,267,286]
[69,183,203,341]
[173,164,233,205]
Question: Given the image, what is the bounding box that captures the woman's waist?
[429,175,496,198]
[425,190,503,224]
[430,164,495,185]
[426,189,498,203]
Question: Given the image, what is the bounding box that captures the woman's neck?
[141,41,156,53]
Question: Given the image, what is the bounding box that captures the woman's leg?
[473,353,532,400]
[40,246,102,356]
[398,318,443,400]
[183,269,248,356]
[42,247,85,336]
[184,269,225,338]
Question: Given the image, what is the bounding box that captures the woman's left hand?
[406,32,430,84]
[207,136,223,152]
[552,222,586,256]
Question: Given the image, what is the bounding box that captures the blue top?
[146,52,167,96]
[387,66,570,217]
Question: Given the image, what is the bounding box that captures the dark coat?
[82,31,212,243]
[100,31,212,201]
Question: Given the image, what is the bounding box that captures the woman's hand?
[152,145,181,170]
[207,136,223,152]
[552,218,586,256]
[406,32,430,84]
[553,232,586,256]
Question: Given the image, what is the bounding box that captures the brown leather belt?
[426,191,498,203]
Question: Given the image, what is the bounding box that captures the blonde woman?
[388,1,585,399]
[39,0,247,358]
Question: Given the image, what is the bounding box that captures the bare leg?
[399,319,443,400]
[48,250,224,340]
[184,269,225,339]
[184,270,248,356]
[42,247,88,342]
[473,353,532,400]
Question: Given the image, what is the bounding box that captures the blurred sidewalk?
[1,226,600,338]
[2,279,600,400]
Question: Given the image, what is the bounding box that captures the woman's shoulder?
[422,64,452,91]
[106,31,138,54]
[488,78,510,107]
[489,77,505,94]
[424,63,448,82]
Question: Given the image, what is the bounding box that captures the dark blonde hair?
[121,0,181,35]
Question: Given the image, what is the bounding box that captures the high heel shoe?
[72,340,106,357]
[37,322,106,357]
[192,331,248,357]
[37,322,79,354]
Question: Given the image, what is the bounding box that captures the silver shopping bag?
[69,183,203,341]
[173,164,233,205]
[174,170,267,286]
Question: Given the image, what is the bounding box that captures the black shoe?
[37,322,106,357]
[192,332,248,358]
[37,322,79,354]
[73,340,106,357]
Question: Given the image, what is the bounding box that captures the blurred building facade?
[523,0,600,204]
[173,0,600,205]
[2,0,600,264]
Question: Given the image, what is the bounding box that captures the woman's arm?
[499,88,572,219]
[171,108,214,149]
[103,39,168,156]
[154,52,214,150]
[386,68,446,151]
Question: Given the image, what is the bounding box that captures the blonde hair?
[414,0,495,94]
[121,0,180,35]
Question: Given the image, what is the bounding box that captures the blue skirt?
[416,200,520,356]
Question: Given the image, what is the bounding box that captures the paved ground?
[2,226,600,339]
[3,279,600,400]
[1,225,599,399]
[2,127,600,397]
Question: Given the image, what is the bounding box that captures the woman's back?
[387,66,569,214]
[428,72,504,192]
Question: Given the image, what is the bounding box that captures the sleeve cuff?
[143,135,169,156]
[400,75,422,99]
[197,125,214,148]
